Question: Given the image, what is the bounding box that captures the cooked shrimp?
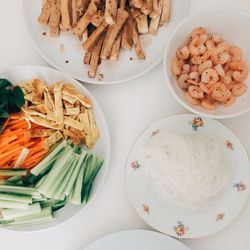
[191,27,206,39]
[217,42,230,52]
[201,68,219,83]
[222,75,232,85]
[191,51,211,65]
[171,58,182,75]
[189,71,200,82]
[188,85,204,99]
[229,46,242,62]
[177,74,190,89]
[231,83,247,96]
[230,61,249,82]
[201,98,216,110]
[182,64,191,74]
[206,39,215,50]
[198,60,213,74]
[211,82,231,102]
[184,91,200,105]
[215,64,225,77]
[191,65,198,72]
[187,79,199,86]
[199,82,211,94]
[212,34,222,44]
[189,43,199,56]
[197,43,207,55]
[199,34,208,44]
[176,46,190,60]
[224,95,236,107]
[211,51,230,65]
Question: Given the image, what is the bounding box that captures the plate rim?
[22,0,190,85]
[124,114,250,238]
[0,64,111,232]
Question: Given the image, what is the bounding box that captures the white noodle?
[142,131,232,212]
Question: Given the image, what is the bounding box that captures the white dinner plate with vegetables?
[84,230,190,250]
[125,114,250,238]
[22,0,189,84]
[0,65,110,231]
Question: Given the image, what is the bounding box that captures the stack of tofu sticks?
[38,0,171,78]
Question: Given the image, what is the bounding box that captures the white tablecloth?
[0,0,250,249]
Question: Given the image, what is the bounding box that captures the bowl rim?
[0,65,111,233]
[163,8,250,119]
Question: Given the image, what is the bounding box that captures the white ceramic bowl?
[164,9,250,119]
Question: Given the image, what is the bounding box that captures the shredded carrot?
[0,113,49,173]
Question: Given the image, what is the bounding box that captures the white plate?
[0,65,111,231]
[84,230,190,250]
[22,0,189,84]
[125,114,250,238]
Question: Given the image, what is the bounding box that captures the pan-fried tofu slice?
[61,0,71,31]
[135,14,148,34]
[91,10,104,27]
[119,0,126,9]
[149,0,163,35]
[44,87,55,111]
[27,128,55,138]
[64,117,85,130]
[24,93,33,102]
[160,0,170,26]
[64,106,80,115]
[63,128,85,144]
[29,104,48,114]
[26,115,60,130]
[38,0,51,25]
[47,112,58,122]
[22,107,47,118]
[149,0,160,19]
[72,0,80,27]
[62,84,92,108]
[88,35,104,78]
[78,112,93,148]
[104,0,117,25]
[83,51,92,64]
[73,0,100,38]
[129,19,145,59]
[87,109,99,143]
[53,82,64,124]
[131,0,143,8]
[101,8,129,59]
[48,0,61,37]
[63,99,74,108]
[18,80,33,94]
[43,131,63,149]
[62,93,78,104]
[110,34,121,60]
[82,20,109,51]
[32,79,44,104]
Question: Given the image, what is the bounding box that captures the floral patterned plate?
[125,114,250,238]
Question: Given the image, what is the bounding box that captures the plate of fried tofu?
[23,0,189,84]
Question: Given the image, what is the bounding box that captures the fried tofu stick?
[72,0,80,27]
[73,0,100,38]
[121,23,132,49]
[76,0,85,12]
[91,10,104,27]
[110,34,122,60]
[101,8,129,59]
[135,14,148,34]
[119,0,126,9]
[82,21,108,51]
[160,0,170,26]
[129,19,145,59]
[38,0,51,25]
[84,51,92,64]
[150,0,160,19]
[131,0,143,8]
[49,0,61,37]
[141,0,153,15]
[104,0,117,25]
[88,36,104,78]
[149,0,163,35]
[61,0,71,31]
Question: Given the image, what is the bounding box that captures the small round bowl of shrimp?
[164,9,250,119]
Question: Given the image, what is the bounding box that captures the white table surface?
[1,0,250,249]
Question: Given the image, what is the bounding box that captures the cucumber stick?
[0,169,27,176]
[70,166,84,205]
[0,200,30,210]
[0,185,39,196]
[0,192,32,204]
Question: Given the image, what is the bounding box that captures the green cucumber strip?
[44,154,74,198]
[0,185,39,196]
[53,154,79,200]
[70,165,84,205]
[0,169,27,176]
[38,147,72,195]
[0,176,22,185]
[0,200,30,210]
[51,200,66,212]
[0,218,13,224]
[64,151,86,196]
[1,203,41,220]
[31,140,67,176]
[0,192,32,204]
